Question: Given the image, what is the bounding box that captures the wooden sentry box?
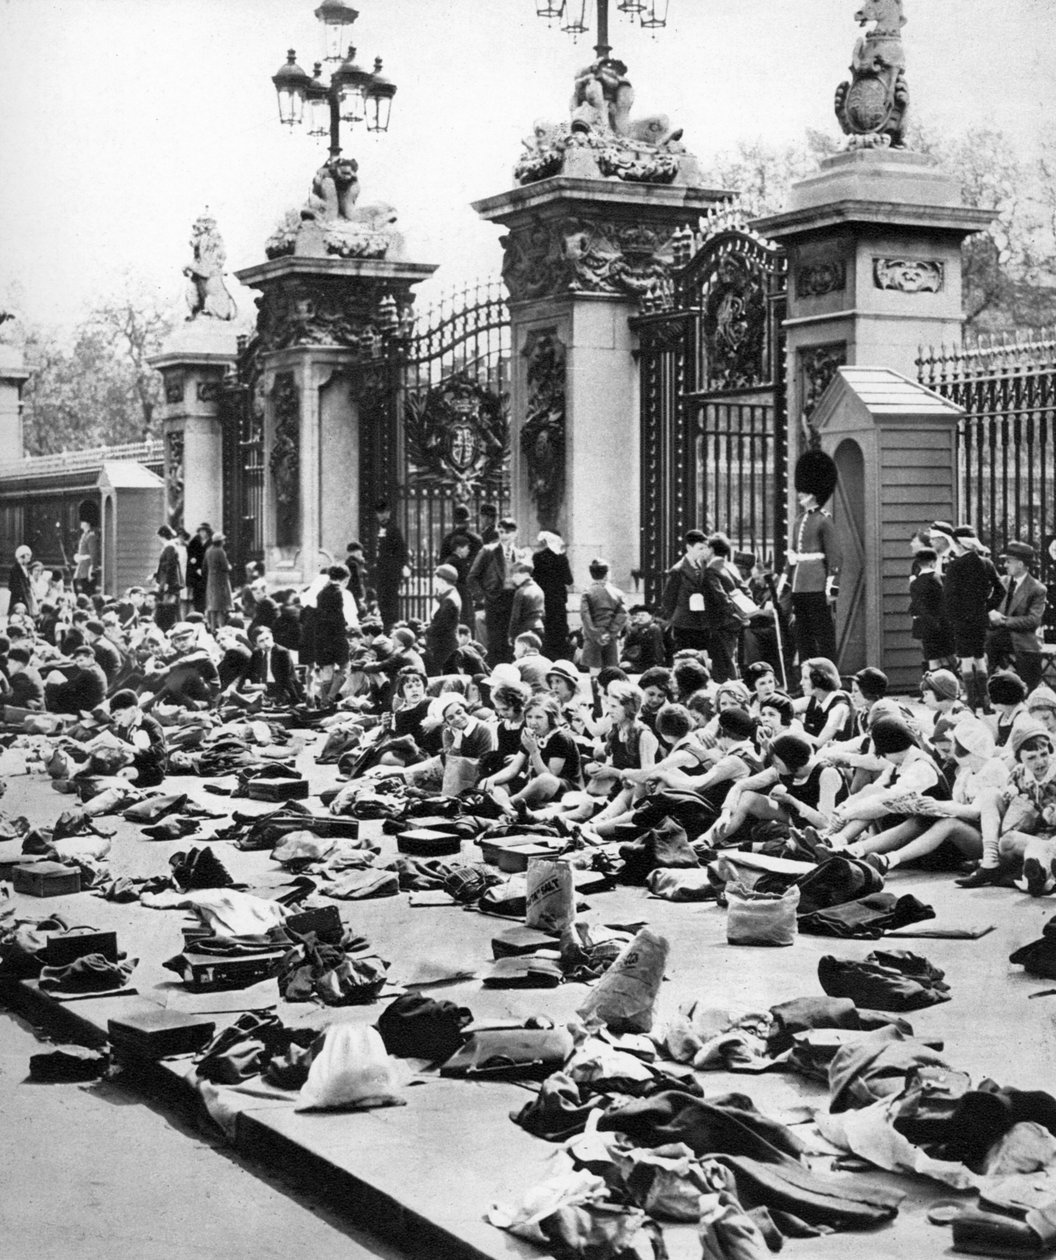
[12,862,81,898]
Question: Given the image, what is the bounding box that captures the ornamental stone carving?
[520,331,567,530]
[796,261,847,299]
[501,216,680,303]
[265,156,403,260]
[254,279,411,356]
[165,429,185,530]
[184,212,238,321]
[800,343,847,421]
[703,252,769,391]
[514,57,702,188]
[835,0,910,149]
[269,372,300,547]
[873,257,944,292]
[164,370,185,405]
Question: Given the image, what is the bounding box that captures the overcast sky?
[2,0,1054,331]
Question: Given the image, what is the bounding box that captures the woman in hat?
[533,530,574,660]
[425,564,462,676]
[202,532,232,633]
[942,524,1004,714]
[838,717,1007,875]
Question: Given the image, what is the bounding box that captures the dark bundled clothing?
[817,949,952,1012]
[375,994,472,1063]
[798,891,934,939]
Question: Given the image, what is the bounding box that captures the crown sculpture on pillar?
[515,56,702,187]
[184,211,238,320]
[835,0,910,149]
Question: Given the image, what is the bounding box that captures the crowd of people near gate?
[3,448,1056,897]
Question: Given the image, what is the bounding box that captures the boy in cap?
[942,524,1004,714]
[424,564,462,676]
[986,540,1048,690]
[782,449,842,669]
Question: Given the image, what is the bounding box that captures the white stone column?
[0,344,31,464]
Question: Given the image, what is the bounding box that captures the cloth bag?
[577,928,669,1034]
[726,882,800,947]
[296,1024,404,1110]
[526,857,576,934]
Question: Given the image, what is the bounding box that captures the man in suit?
[0,647,44,710]
[468,517,522,666]
[374,500,409,629]
[987,540,1048,690]
[240,626,305,706]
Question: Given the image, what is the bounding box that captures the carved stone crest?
[502,216,680,304]
[796,261,847,299]
[835,0,910,149]
[874,258,943,292]
[269,372,300,546]
[404,374,509,502]
[164,371,185,405]
[800,343,848,421]
[520,331,567,531]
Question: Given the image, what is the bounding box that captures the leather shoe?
[955,864,1002,888]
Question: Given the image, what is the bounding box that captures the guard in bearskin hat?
[782,448,842,667]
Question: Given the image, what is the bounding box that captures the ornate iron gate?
[394,280,511,622]
[918,333,1056,577]
[219,334,265,577]
[632,220,788,605]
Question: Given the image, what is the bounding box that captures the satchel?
[726,881,800,947]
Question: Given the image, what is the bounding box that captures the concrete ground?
[1,725,1055,1260]
[0,1008,401,1260]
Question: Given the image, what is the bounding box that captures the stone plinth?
[235,255,437,586]
[754,151,993,427]
[149,321,239,533]
[0,343,31,464]
[474,176,730,591]
[811,367,963,689]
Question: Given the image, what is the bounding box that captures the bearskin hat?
[794,448,838,506]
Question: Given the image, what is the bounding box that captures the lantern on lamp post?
[271,4,396,159]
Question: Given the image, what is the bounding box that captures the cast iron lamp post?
[272,2,396,159]
[535,0,669,55]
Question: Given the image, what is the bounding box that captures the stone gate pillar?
[473,44,730,592]
[0,343,31,465]
[754,150,992,434]
[235,255,436,586]
[475,181,726,590]
[150,322,238,532]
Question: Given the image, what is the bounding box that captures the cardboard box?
[12,862,81,897]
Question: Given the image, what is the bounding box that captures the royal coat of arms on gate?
[404,374,510,500]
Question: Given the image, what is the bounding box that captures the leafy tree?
[15,291,173,456]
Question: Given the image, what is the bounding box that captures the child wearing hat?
[424,565,462,676]
[909,546,955,670]
[703,731,845,847]
[840,717,1006,875]
[963,722,1056,892]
